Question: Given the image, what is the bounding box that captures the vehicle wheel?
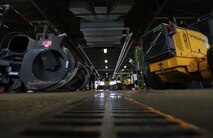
[170,83,188,89]
[207,47,213,73]
[8,85,20,93]
[201,81,212,88]
[113,84,119,90]
[8,80,22,93]
[120,84,127,90]
[146,67,168,90]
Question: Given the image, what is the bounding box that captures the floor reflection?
[109,91,122,99]
[94,91,122,99]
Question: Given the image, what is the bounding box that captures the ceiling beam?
[144,0,169,34]
[30,0,47,18]
[135,0,156,37]
[165,7,202,16]
[79,44,100,77]
[154,16,197,20]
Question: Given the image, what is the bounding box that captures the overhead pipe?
[78,44,100,77]
[144,0,168,34]
[118,40,133,70]
[118,32,133,69]
[136,0,168,44]
[0,5,36,33]
[112,32,133,79]
[113,33,132,76]
[116,33,132,70]
[30,0,47,18]
[114,34,131,74]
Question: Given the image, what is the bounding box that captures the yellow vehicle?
[142,23,213,89]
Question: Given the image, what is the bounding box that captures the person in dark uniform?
[89,66,96,91]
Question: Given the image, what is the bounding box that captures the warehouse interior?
[0,0,213,138]
[1,0,213,91]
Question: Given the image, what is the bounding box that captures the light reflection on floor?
[94,91,122,99]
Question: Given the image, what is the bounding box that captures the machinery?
[0,5,35,92]
[0,5,89,92]
[142,22,213,89]
[134,46,147,89]
[113,71,133,90]
[0,32,35,92]
[0,32,89,92]
[62,62,89,91]
[20,35,74,90]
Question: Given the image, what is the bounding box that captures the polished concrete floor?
[0,91,95,138]
[0,89,212,138]
[122,89,213,134]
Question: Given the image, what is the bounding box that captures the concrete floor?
[0,91,95,137]
[0,89,213,137]
[122,89,213,135]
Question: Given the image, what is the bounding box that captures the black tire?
[8,85,20,93]
[8,80,23,93]
[170,83,188,89]
[146,67,168,90]
[120,84,127,90]
[207,47,213,73]
[201,81,212,88]
[113,84,119,90]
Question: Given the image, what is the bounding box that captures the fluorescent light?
[106,73,108,75]
[122,69,124,71]
[124,65,127,68]
[105,59,108,63]
[104,48,107,53]
[105,66,108,69]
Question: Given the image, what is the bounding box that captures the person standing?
[89,66,96,91]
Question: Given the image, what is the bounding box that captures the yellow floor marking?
[125,97,207,135]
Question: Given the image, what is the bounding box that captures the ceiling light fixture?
[104,48,107,53]
[105,59,108,63]
[105,66,108,69]
[124,65,127,68]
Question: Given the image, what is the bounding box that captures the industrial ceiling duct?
[80,15,121,22]
[80,18,125,46]
[69,0,94,16]
[87,42,121,46]
[109,0,135,14]
[80,18,124,28]
[69,0,134,47]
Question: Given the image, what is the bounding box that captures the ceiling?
[1,0,213,79]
